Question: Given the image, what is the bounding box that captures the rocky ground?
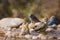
[0,18,60,40]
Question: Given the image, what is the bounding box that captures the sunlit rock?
[25,34,32,39]
[37,34,43,38]
[48,24,57,29]
[46,27,54,32]
[57,24,60,28]
[34,22,47,32]
[32,36,38,39]
[28,23,35,29]
[5,31,12,37]
[0,18,25,32]
[38,34,47,40]
[48,35,57,40]
[19,23,29,35]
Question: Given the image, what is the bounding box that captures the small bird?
[48,16,56,26]
[28,14,40,23]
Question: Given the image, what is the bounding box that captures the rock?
[34,22,47,32]
[28,23,35,29]
[29,30,39,36]
[0,37,5,40]
[19,23,29,35]
[35,22,45,28]
[46,24,57,32]
[51,24,57,30]
[57,24,60,28]
[41,35,47,40]
[24,34,32,39]
[5,31,12,37]
[7,28,21,37]
[29,29,34,33]
[46,27,54,32]
[32,36,38,39]
[28,23,37,34]
[54,29,60,40]
[29,22,47,35]
[38,34,47,40]
[37,34,43,38]
[12,32,19,37]
[48,35,57,40]
[57,36,60,40]
[48,24,57,29]
[0,18,25,32]
[11,28,21,37]
[51,24,56,27]
[0,31,5,36]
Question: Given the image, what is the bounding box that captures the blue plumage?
[28,14,40,22]
[48,16,56,26]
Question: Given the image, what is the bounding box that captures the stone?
[29,30,39,36]
[0,18,25,32]
[32,36,38,40]
[48,24,57,29]
[34,22,47,32]
[28,23,35,29]
[24,34,32,39]
[5,31,12,37]
[46,27,54,32]
[51,24,57,28]
[38,34,47,40]
[48,35,57,40]
[57,24,60,28]
[35,22,45,28]
[0,37,6,40]
[19,23,29,35]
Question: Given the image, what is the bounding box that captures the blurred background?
[0,0,60,23]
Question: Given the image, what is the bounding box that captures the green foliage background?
[0,0,44,20]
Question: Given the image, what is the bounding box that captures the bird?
[48,16,56,26]
[28,14,40,23]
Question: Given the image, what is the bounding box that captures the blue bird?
[28,14,40,22]
[48,16,56,26]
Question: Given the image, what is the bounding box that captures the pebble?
[19,23,29,35]
[38,34,47,40]
[37,34,43,38]
[24,34,32,39]
[57,24,60,28]
[28,23,35,29]
[5,31,12,37]
[46,27,54,32]
[32,36,38,39]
